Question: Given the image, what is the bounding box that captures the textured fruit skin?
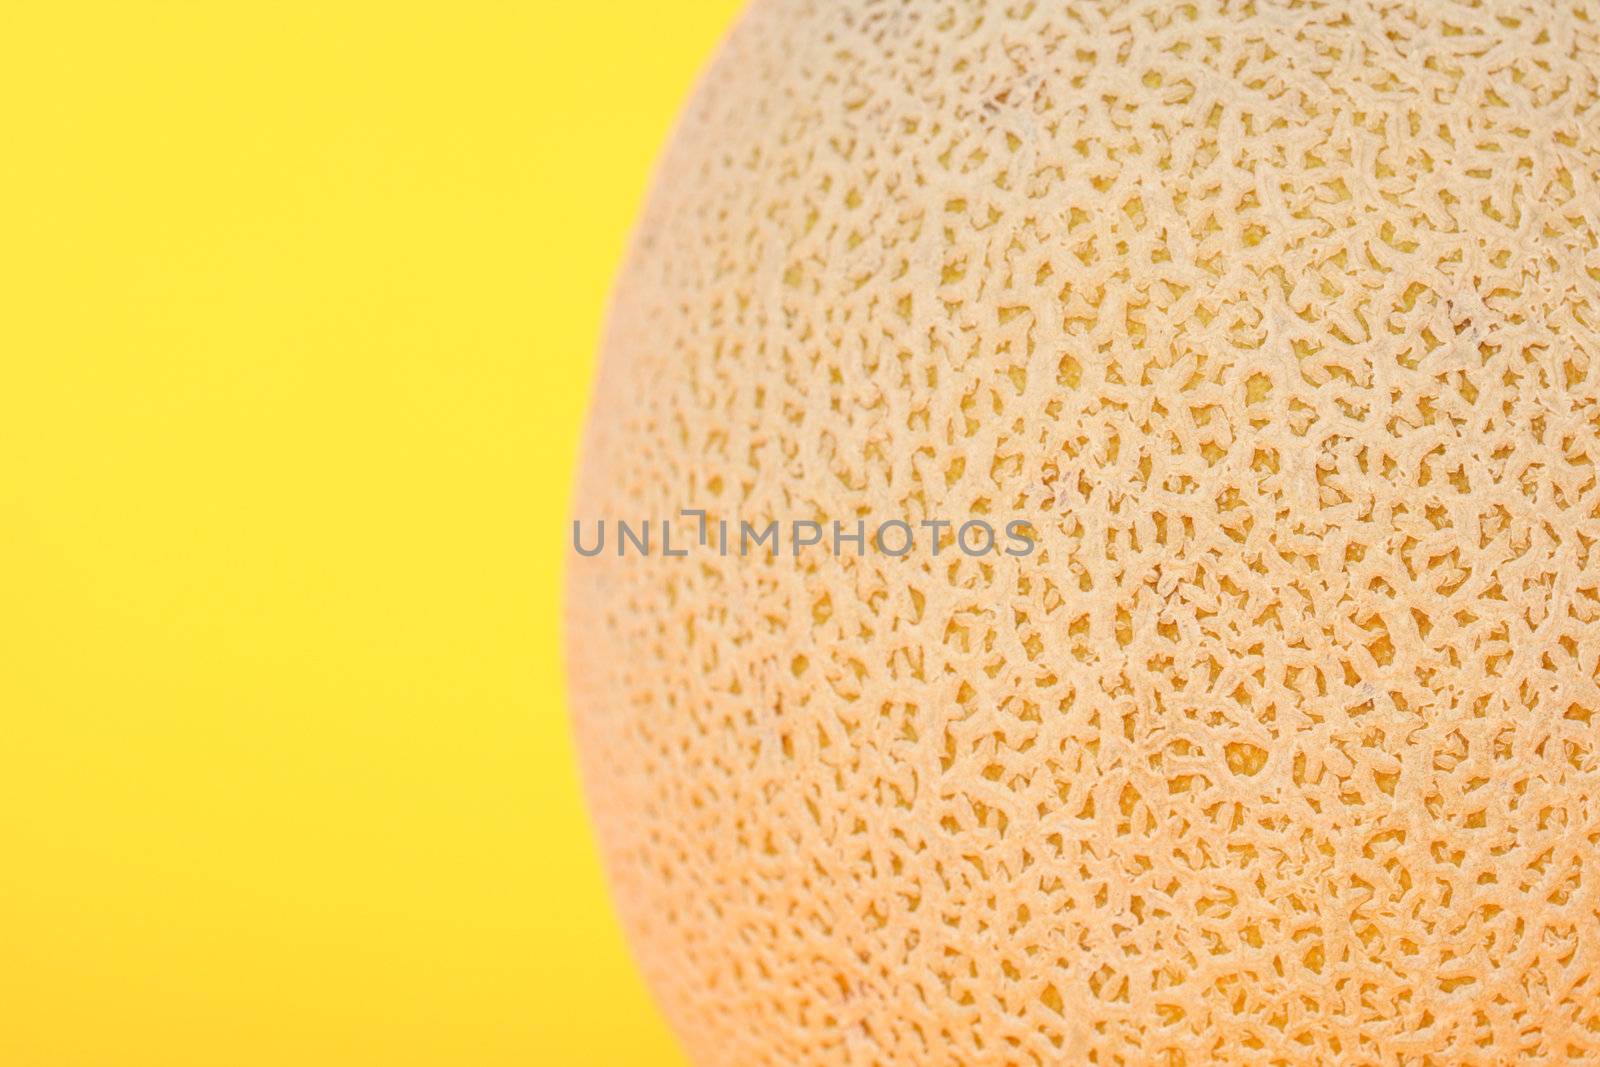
[566,1,1600,1063]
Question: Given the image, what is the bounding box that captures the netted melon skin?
[566,1,1600,1063]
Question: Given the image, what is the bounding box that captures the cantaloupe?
[566,1,1600,1062]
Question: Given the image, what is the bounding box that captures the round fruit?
[567,1,1600,1062]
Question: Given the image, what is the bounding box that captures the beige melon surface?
[566,1,1600,1062]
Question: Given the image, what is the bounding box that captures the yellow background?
[0,3,744,1064]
